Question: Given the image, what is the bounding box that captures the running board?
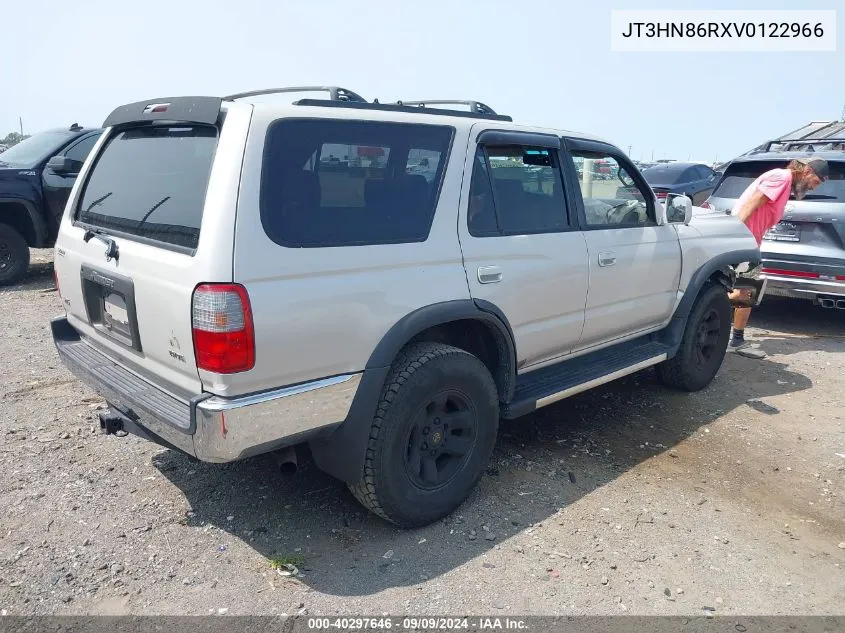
[502,338,672,419]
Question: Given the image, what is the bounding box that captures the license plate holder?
[80,265,143,351]
[764,221,801,242]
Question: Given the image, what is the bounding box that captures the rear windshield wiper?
[81,191,113,215]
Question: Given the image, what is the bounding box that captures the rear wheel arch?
[311,301,516,486]
[365,299,517,403]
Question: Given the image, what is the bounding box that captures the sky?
[1,0,842,163]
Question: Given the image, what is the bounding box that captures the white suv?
[51,87,761,527]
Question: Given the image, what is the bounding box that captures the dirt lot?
[1,251,844,616]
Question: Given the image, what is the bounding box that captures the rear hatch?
[708,159,845,270]
[54,98,252,399]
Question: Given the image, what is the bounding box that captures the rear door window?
[260,119,453,247]
[76,125,218,250]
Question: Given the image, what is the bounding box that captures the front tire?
[657,283,731,391]
[0,224,30,286]
[349,342,499,527]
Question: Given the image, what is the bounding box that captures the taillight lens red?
[655,191,667,199]
[700,200,711,209]
[191,284,255,374]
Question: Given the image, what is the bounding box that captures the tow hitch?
[98,409,125,435]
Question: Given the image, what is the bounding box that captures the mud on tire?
[348,342,499,528]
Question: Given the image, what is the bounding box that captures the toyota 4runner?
[51,87,761,527]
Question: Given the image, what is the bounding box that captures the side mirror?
[667,194,693,224]
[47,155,74,174]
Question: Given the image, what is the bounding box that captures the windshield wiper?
[82,192,113,215]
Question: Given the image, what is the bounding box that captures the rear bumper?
[762,275,845,301]
[761,254,845,301]
[51,316,362,462]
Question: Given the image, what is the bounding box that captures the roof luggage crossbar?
[394,99,500,116]
[290,99,513,122]
[223,86,367,103]
[755,136,845,153]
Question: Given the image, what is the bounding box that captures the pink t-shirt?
[731,168,792,245]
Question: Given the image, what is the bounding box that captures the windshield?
[76,125,218,250]
[641,165,688,185]
[712,160,845,201]
[0,130,75,168]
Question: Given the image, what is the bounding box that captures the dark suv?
[705,150,845,308]
[0,124,102,285]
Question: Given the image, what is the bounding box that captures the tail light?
[655,191,667,200]
[191,283,255,373]
[700,200,711,209]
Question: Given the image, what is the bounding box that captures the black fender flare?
[662,248,760,351]
[0,197,48,247]
[365,299,517,399]
[310,299,517,485]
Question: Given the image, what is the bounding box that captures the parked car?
[640,162,721,206]
[704,150,844,308]
[51,87,760,527]
[0,124,102,285]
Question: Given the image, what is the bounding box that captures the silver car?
[705,151,845,309]
[50,87,759,527]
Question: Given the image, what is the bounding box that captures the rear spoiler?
[103,97,222,128]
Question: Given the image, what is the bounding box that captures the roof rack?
[753,136,845,153]
[393,99,501,116]
[291,99,513,122]
[223,86,367,103]
[745,120,845,154]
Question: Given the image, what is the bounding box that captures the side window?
[569,150,654,228]
[468,144,568,237]
[64,134,100,170]
[261,120,453,247]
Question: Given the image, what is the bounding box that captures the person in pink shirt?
[728,156,829,350]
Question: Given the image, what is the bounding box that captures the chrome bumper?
[51,317,361,463]
[763,275,845,302]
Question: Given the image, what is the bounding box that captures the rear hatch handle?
[83,228,120,263]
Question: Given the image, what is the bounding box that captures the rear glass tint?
[261,119,453,247]
[77,125,217,250]
[713,160,845,202]
[641,165,688,185]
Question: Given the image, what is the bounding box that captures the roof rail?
[755,136,845,153]
[291,99,513,122]
[394,99,501,116]
[223,86,367,103]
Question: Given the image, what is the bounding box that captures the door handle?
[477,266,502,284]
[598,252,617,267]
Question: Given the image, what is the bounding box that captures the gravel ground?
[1,251,844,616]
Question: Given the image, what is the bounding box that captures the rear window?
[713,160,845,202]
[260,119,453,247]
[641,165,688,185]
[77,125,218,250]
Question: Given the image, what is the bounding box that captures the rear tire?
[0,224,30,286]
[657,283,731,391]
[349,342,499,527]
